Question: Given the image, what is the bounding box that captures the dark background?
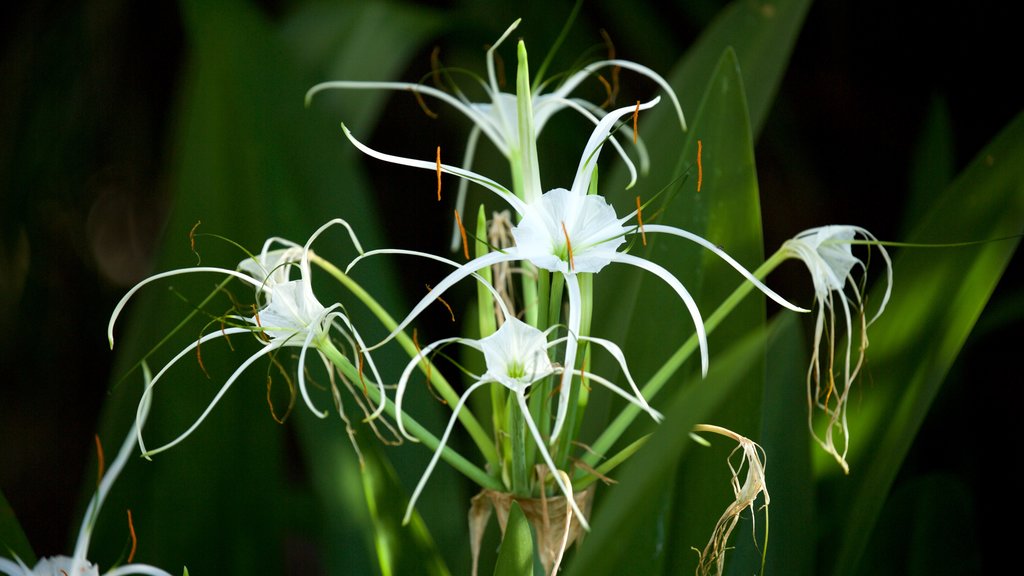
[1,0,1019,572]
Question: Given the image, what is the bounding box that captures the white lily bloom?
[106,219,386,457]
[781,225,893,473]
[0,366,173,576]
[396,317,662,530]
[305,19,686,246]
[343,97,805,440]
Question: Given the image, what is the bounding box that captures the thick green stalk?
[312,255,498,466]
[319,339,502,491]
[584,251,789,467]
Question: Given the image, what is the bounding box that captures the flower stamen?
[600,29,620,104]
[94,434,105,488]
[633,100,640,144]
[189,220,202,264]
[126,509,137,563]
[426,283,456,322]
[597,75,613,108]
[454,209,470,260]
[429,46,444,89]
[410,87,439,119]
[697,139,704,192]
[436,146,442,201]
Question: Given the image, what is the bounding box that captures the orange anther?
[126,509,137,563]
[94,435,105,488]
[697,139,703,192]
[410,88,439,119]
[454,209,470,260]
[436,146,442,201]
[633,101,640,145]
[561,221,575,272]
[189,219,200,253]
[426,283,456,322]
[636,196,647,246]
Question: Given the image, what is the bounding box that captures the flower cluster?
[107,219,386,457]
[94,18,896,576]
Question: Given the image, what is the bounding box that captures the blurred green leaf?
[830,112,1024,574]
[493,501,533,576]
[904,96,955,235]
[0,488,34,567]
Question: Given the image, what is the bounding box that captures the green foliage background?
[1,0,1019,574]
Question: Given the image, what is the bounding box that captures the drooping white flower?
[106,219,386,457]
[395,317,662,530]
[343,97,805,440]
[306,19,686,245]
[781,225,893,473]
[0,366,174,576]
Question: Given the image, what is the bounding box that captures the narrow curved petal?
[134,328,250,454]
[576,334,660,420]
[535,95,640,189]
[108,268,262,347]
[551,59,687,132]
[347,248,514,323]
[73,364,157,564]
[641,224,808,313]
[341,124,527,215]
[143,343,278,458]
[550,273,582,441]
[354,249,521,351]
[611,252,709,377]
[395,336,467,441]
[571,97,660,196]
[404,379,492,525]
[104,564,175,576]
[570,370,663,423]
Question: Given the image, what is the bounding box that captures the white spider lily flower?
[306,19,686,246]
[781,225,893,473]
[343,97,805,440]
[396,318,662,530]
[0,366,174,576]
[106,219,386,458]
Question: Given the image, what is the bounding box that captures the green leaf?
[602,0,812,200]
[758,314,815,576]
[493,501,534,576]
[0,487,34,567]
[829,113,1024,574]
[587,47,769,575]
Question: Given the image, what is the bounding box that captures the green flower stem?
[583,250,789,469]
[312,255,498,467]
[318,338,503,492]
[509,394,530,494]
